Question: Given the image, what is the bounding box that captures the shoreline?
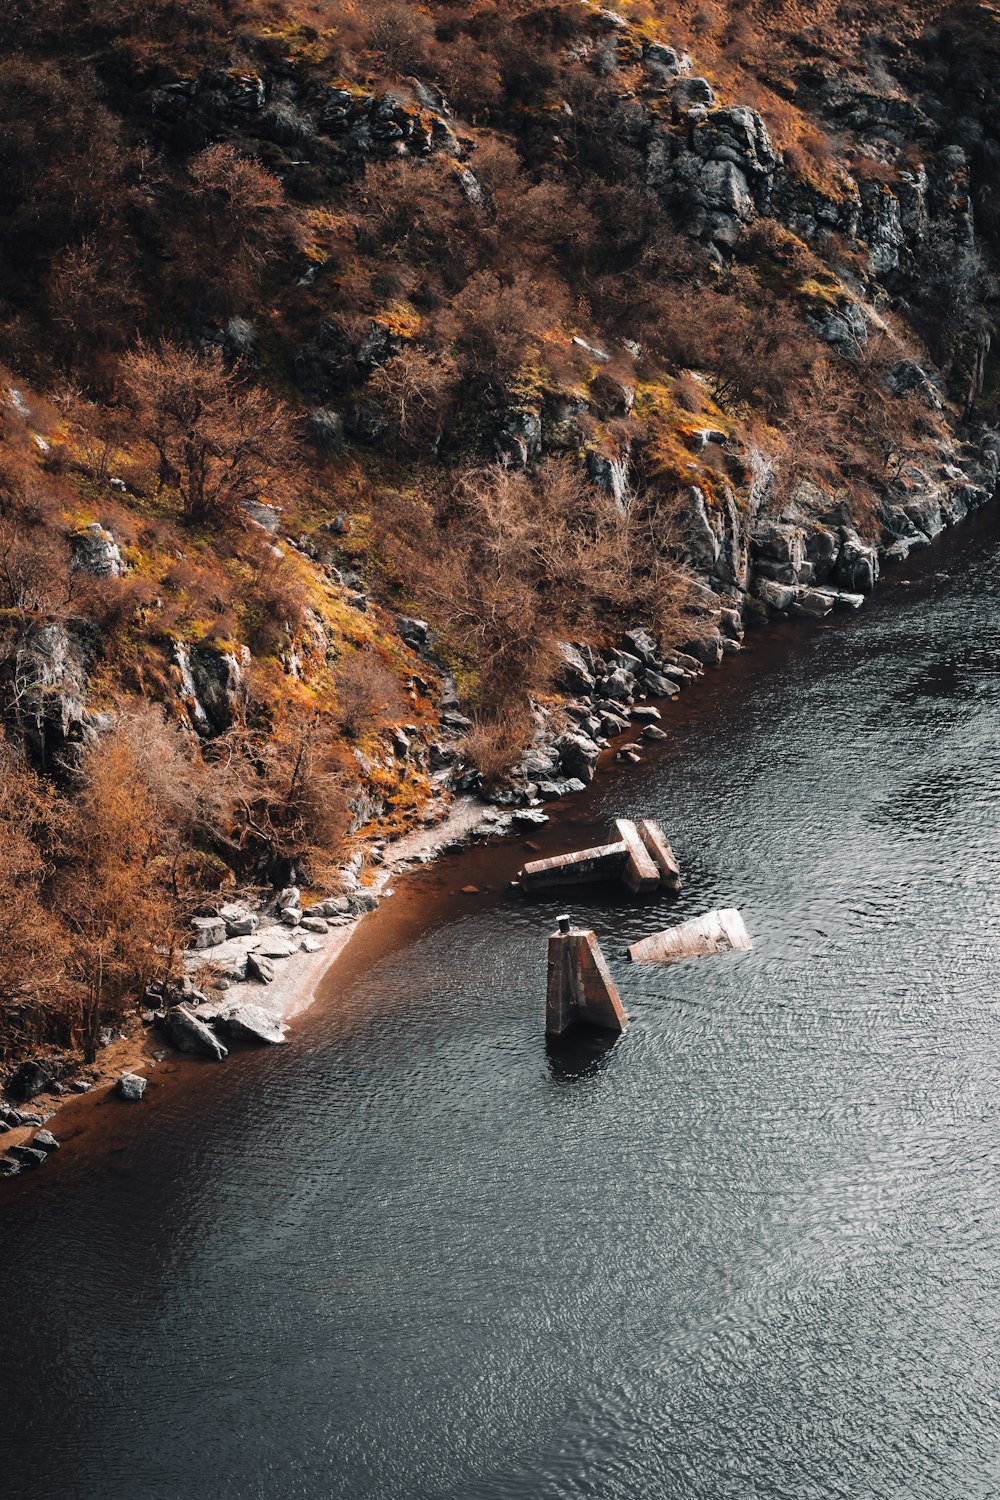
[5,482,1000,1169]
[0,795,496,1157]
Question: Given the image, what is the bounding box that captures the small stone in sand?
[33,1129,60,1151]
[461,885,480,894]
[117,1073,147,1102]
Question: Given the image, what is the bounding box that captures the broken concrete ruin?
[545,916,628,1037]
[519,819,682,896]
[628,908,752,963]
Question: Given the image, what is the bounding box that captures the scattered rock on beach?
[257,934,299,959]
[191,916,226,949]
[7,1144,48,1168]
[159,1006,229,1060]
[32,1129,59,1151]
[246,952,275,984]
[211,1003,286,1045]
[117,1073,147,1102]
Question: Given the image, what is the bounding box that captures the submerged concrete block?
[521,840,628,892]
[637,819,682,891]
[628,908,752,963]
[615,819,661,893]
[546,917,627,1036]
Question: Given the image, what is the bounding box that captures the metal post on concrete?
[545,916,628,1037]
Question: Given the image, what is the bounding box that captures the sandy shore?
[186,794,489,1026]
[2,795,494,1152]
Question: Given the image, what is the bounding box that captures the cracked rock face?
[71,523,123,579]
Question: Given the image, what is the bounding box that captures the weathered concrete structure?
[519,819,681,896]
[616,817,660,893]
[545,916,628,1036]
[521,838,631,892]
[629,908,752,963]
[637,819,683,891]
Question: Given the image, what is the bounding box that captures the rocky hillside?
[1,0,999,1068]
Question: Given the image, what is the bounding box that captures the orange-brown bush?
[335,647,407,740]
[120,342,295,524]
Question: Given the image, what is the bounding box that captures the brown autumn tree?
[54,721,180,1060]
[170,145,302,316]
[0,745,69,1060]
[120,342,295,525]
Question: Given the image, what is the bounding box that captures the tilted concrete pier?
[545,915,628,1036]
[519,820,682,896]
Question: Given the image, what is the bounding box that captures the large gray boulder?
[835,528,879,593]
[211,1003,287,1045]
[602,667,636,704]
[219,904,257,938]
[556,731,601,783]
[191,916,226,949]
[682,631,724,666]
[246,952,275,984]
[556,642,596,694]
[754,579,798,614]
[751,522,808,584]
[7,1144,47,1168]
[160,1006,229,1061]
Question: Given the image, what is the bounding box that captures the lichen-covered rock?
[678,486,721,571]
[14,622,93,770]
[586,449,631,509]
[307,408,346,452]
[495,409,542,468]
[70,523,123,579]
[173,641,249,737]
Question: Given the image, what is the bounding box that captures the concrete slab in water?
[628,909,752,963]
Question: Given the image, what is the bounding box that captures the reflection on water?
[545,1026,622,1082]
[5,511,1000,1499]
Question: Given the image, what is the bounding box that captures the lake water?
[4,511,1000,1499]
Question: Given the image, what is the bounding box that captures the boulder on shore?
[246,952,275,984]
[159,1006,229,1061]
[117,1073,147,1101]
[211,1003,287,1046]
[7,1144,48,1168]
[191,916,226,949]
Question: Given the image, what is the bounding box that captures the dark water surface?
[5,516,1000,1499]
